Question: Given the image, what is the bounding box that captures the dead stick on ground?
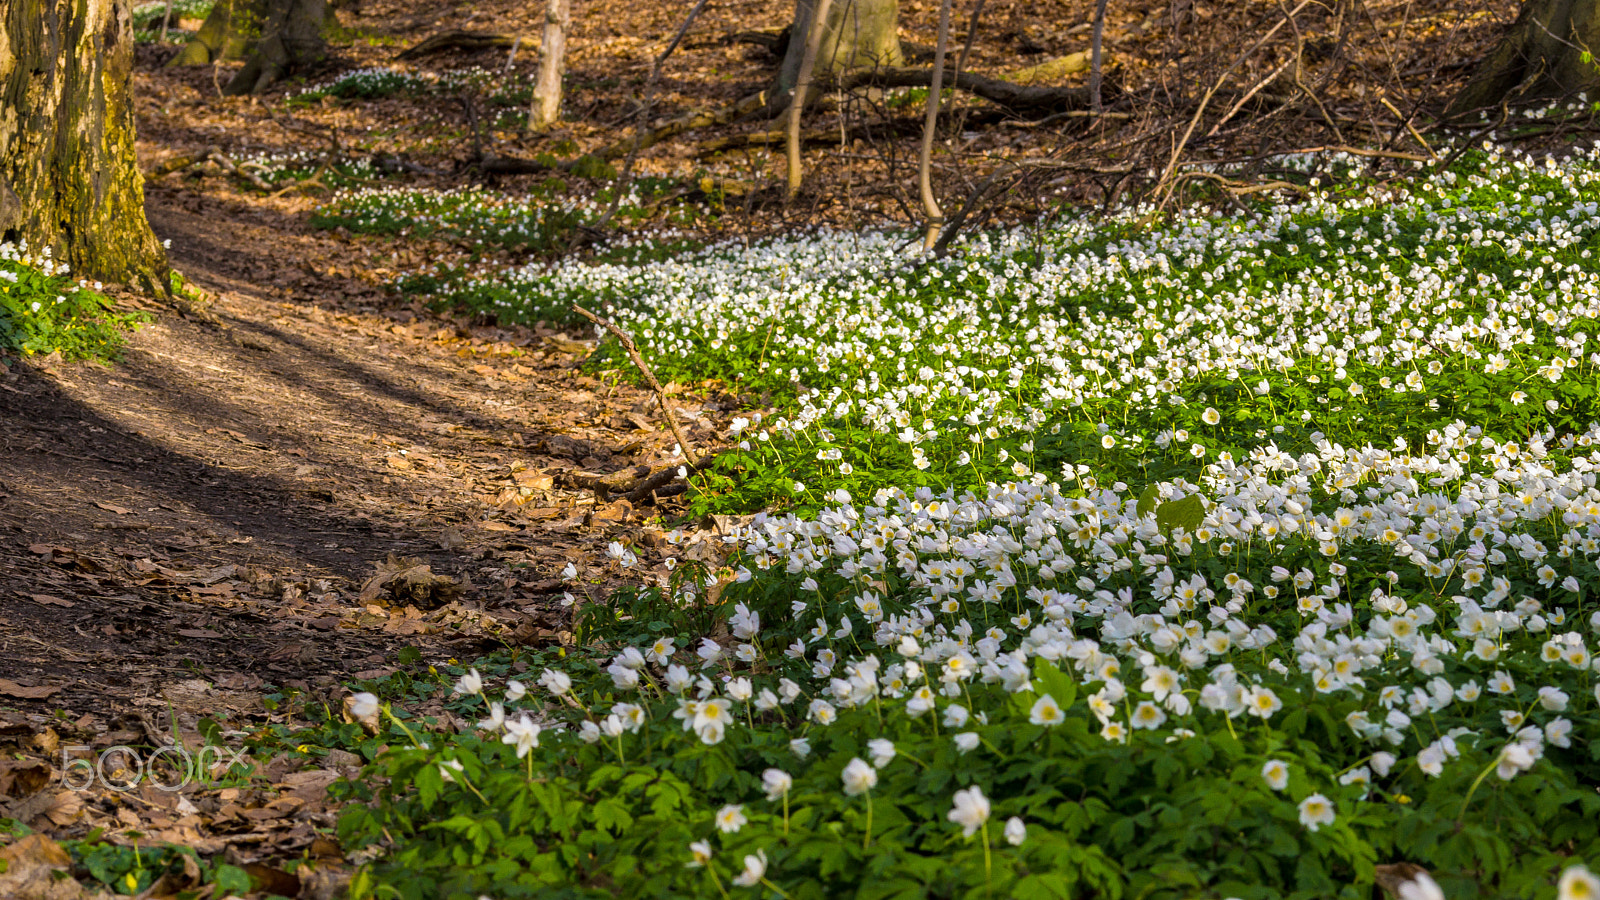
[206,147,273,192]
[1378,95,1437,160]
[1153,0,1312,203]
[572,305,702,468]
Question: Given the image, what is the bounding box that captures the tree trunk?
[1,0,167,289]
[529,0,570,131]
[224,0,327,94]
[169,0,327,96]
[167,0,255,65]
[776,0,902,99]
[1448,0,1600,117]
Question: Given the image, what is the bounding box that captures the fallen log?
[834,66,1092,113]
[397,30,516,60]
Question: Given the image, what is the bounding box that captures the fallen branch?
[207,147,273,191]
[833,66,1091,113]
[572,306,701,469]
[476,92,768,176]
[1153,0,1315,203]
[397,30,516,60]
[592,92,767,161]
[698,117,920,155]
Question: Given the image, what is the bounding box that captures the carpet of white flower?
[343,145,1600,899]
[314,184,652,251]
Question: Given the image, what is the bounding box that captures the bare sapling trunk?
[1088,0,1109,112]
[530,0,571,131]
[2,0,168,289]
[1448,0,1600,118]
[918,0,953,249]
[786,0,835,199]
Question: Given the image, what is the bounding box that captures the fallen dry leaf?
[0,759,51,799]
[0,680,62,700]
[359,555,460,609]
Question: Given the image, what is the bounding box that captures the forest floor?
[0,0,1526,894]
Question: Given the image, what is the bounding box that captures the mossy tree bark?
[1448,0,1600,117]
[167,0,256,66]
[169,0,327,96]
[776,0,902,99]
[1,0,167,290]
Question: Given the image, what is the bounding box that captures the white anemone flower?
[947,785,991,837]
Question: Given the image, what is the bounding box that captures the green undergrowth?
[310,182,671,256]
[131,0,213,42]
[0,819,265,897]
[393,145,1600,519]
[0,245,148,363]
[288,67,535,108]
[324,140,1600,900]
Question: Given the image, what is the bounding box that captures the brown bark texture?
[224,0,328,95]
[1449,0,1600,116]
[1,0,167,288]
[530,0,570,131]
[167,0,256,65]
[776,0,902,95]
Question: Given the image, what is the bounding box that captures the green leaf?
[1136,484,1161,518]
[1032,658,1077,710]
[1156,493,1206,533]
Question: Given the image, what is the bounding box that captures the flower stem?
[864,793,874,850]
[981,822,993,897]
[1457,754,1500,823]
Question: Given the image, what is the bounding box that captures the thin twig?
[572,306,701,468]
[1377,94,1436,160]
[206,148,273,191]
[1205,56,1296,138]
[590,0,714,234]
[1152,0,1313,203]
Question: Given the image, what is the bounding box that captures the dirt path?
[0,184,730,721]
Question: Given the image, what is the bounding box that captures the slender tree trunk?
[918,0,952,249]
[787,0,834,199]
[530,0,570,131]
[1088,0,1109,112]
[1448,0,1600,117]
[1,0,167,289]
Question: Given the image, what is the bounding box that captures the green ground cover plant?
[0,243,148,362]
[313,182,667,257]
[330,143,1600,899]
[130,0,214,42]
[288,66,535,107]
